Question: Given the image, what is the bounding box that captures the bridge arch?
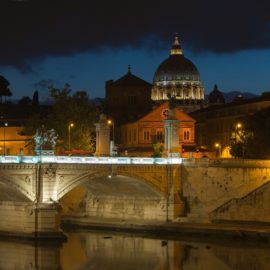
[57,171,163,201]
[57,164,171,201]
[59,173,165,221]
[0,172,35,202]
[57,170,111,200]
[0,181,32,202]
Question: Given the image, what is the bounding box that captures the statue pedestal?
[35,150,55,156]
[164,118,181,157]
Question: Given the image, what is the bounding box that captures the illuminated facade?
[0,102,51,156]
[0,123,31,156]
[117,101,196,157]
[151,35,204,106]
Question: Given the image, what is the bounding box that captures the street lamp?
[236,123,242,129]
[68,122,74,151]
[107,119,114,139]
[107,119,115,156]
[215,143,221,157]
[3,122,8,156]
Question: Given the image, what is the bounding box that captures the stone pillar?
[166,165,185,220]
[95,114,110,156]
[164,109,181,157]
[0,201,66,240]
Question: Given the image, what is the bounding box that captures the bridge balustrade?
[0,156,183,165]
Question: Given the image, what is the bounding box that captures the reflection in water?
[0,239,61,269]
[61,232,184,270]
[0,231,270,270]
[60,232,270,270]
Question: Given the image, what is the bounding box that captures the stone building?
[191,92,270,157]
[105,66,152,125]
[117,101,196,157]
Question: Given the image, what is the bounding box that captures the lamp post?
[236,123,242,129]
[107,119,114,140]
[3,122,8,156]
[68,122,74,151]
[215,143,221,157]
[107,119,115,156]
[235,122,245,158]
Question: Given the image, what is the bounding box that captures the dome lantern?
[170,34,183,55]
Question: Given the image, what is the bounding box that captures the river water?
[0,230,269,270]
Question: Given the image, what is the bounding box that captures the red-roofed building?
[116,101,198,157]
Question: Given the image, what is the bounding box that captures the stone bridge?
[0,156,270,239]
[0,156,182,239]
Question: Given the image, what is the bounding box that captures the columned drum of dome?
[151,36,204,103]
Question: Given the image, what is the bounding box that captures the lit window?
[143,129,150,141]
[156,129,164,142]
[183,128,191,141]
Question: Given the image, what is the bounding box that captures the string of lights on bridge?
[0,156,183,164]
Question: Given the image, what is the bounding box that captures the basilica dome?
[151,36,204,102]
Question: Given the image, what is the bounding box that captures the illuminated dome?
[151,35,204,102]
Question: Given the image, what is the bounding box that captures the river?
[0,230,269,269]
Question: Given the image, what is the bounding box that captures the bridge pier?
[166,165,185,221]
[0,201,65,240]
[166,194,185,221]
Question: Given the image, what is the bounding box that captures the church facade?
[117,102,196,157]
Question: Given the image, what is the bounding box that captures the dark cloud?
[1,0,270,71]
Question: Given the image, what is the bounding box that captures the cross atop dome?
[170,33,183,55]
[128,64,131,73]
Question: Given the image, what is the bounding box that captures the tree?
[229,124,252,158]
[0,75,12,104]
[230,108,270,159]
[32,90,39,106]
[22,84,100,154]
[152,142,164,157]
[18,96,32,106]
[244,108,270,159]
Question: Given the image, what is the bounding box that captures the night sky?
[1,0,270,101]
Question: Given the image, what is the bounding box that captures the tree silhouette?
[22,84,100,154]
[32,90,39,106]
[0,75,12,104]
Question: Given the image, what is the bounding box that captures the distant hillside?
[222,91,259,102]
[205,91,259,103]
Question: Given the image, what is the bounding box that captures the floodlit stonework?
[1,158,270,238]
